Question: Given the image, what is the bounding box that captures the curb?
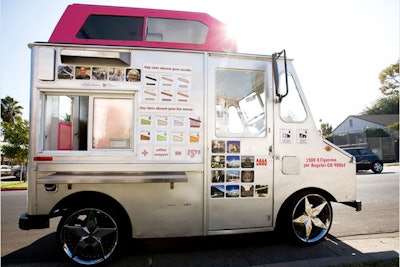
[1,187,27,191]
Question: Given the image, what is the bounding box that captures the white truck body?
[19,6,360,265]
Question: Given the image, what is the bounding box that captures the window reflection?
[146,18,208,44]
[44,95,76,150]
[93,98,132,149]
[215,69,265,137]
[280,73,306,122]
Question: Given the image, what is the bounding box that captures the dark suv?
[344,147,383,173]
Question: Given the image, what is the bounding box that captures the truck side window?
[146,18,208,44]
[77,15,144,41]
[92,98,132,149]
[43,94,133,151]
[215,69,265,137]
[279,73,306,122]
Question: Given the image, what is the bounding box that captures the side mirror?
[272,49,289,102]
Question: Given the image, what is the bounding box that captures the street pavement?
[1,164,399,266]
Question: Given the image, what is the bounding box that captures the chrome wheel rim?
[292,194,332,243]
[60,208,119,265]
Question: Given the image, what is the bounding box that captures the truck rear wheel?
[288,193,332,244]
[57,206,122,265]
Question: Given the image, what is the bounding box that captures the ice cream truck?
[19,4,361,265]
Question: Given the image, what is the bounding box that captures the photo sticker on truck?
[57,66,74,79]
[226,170,240,182]
[255,185,269,197]
[241,156,254,168]
[241,185,254,197]
[241,171,254,183]
[126,68,141,82]
[211,185,225,198]
[211,155,225,168]
[211,170,225,183]
[227,141,240,153]
[109,68,125,81]
[226,155,240,168]
[211,140,225,153]
[226,185,239,198]
[92,67,108,80]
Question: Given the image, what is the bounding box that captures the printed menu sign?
[138,63,202,162]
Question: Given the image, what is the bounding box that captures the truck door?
[206,54,274,232]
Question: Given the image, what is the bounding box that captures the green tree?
[379,62,399,96]
[320,122,332,137]
[365,127,390,138]
[362,62,399,115]
[362,95,399,115]
[1,117,29,176]
[1,96,23,123]
[388,122,399,131]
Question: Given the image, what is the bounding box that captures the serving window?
[43,94,134,151]
[92,98,132,149]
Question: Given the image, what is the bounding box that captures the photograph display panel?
[210,140,268,199]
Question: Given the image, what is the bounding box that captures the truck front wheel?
[57,206,122,265]
[288,193,333,244]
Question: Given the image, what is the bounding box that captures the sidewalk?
[257,233,399,267]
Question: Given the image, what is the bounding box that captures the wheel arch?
[50,190,132,237]
[275,187,336,229]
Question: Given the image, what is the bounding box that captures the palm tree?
[1,96,23,123]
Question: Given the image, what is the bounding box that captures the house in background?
[332,114,399,162]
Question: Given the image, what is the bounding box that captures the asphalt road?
[1,166,398,266]
[330,167,399,237]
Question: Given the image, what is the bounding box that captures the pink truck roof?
[48,4,237,52]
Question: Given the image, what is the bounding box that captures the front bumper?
[19,213,50,230]
[341,199,362,211]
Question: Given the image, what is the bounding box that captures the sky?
[1,0,399,128]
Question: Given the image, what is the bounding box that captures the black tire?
[286,193,333,244]
[371,161,383,173]
[57,205,124,265]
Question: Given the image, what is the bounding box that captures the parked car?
[344,147,383,173]
[1,165,12,176]
[12,166,27,180]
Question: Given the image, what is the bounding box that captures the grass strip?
[1,181,27,189]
